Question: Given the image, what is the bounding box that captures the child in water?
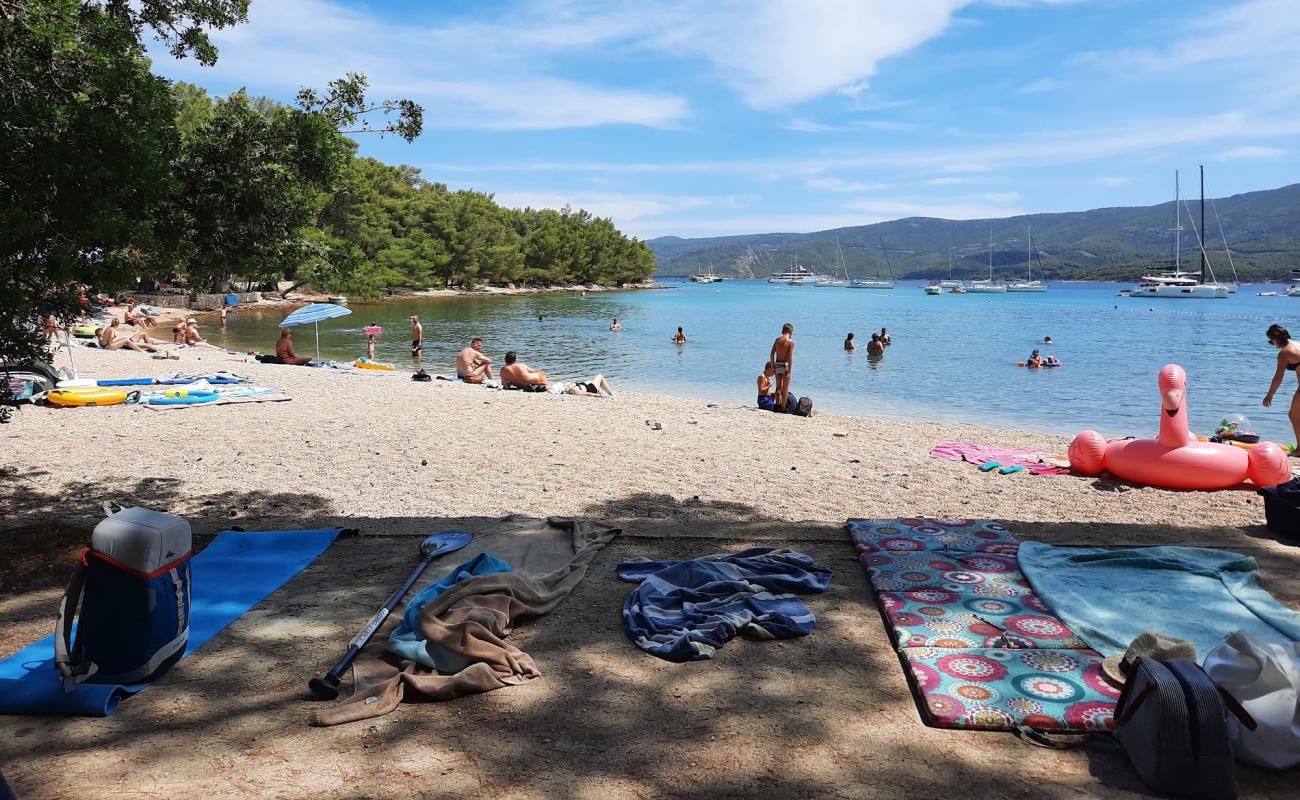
[365,322,382,359]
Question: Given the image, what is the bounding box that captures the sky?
[148,0,1300,240]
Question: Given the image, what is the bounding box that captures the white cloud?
[1097,176,1132,187]
[926,176,969,185]
[1017,77,1063,94]
[1217,146,1287,160]
[786,118,841,133]
[805,177,891,192]
[482,189,745,236]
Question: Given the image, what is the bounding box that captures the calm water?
[204,281,1300,443]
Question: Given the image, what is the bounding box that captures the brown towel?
[312,516,618,726]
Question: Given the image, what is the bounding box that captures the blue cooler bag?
[55,504,192,690]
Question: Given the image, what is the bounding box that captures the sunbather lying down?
[549,374,616,398]
[98,318,164,352]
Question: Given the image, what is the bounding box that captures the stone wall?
[130,292,262,311]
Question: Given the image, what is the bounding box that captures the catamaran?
[767,251,821,284]
[967,227,1006,293]
[1006,227,1047,292]
[1127,168,1228,299]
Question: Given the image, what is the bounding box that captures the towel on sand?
[929,442,1071,475]
[313,516,618,726]
[618,548,833,662]
[1019,542,1300,659]
[387,553,513,669]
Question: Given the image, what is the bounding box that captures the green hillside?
[648,183,1300,282]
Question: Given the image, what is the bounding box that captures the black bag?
[411,369,432,382]
[794,396,813,417]
[1114,659,1255,800]
[1257,478,1300,538]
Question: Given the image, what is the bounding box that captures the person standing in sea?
[410,315,423,360]
[769,323,795,409]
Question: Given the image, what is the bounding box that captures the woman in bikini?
[1263,323,1300,452]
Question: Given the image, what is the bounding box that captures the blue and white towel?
[618,548,832,662]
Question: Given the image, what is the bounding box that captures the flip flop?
[999,465,1025,475]
[979,462,1001,472]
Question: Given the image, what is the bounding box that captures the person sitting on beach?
[98,318,158,353]
[273,328,312,365]
[879,327,891,346]
[866,333,884,355]
[172,319,188,344]
[550,375,617,398]
[456,338,493,384]
[844,332,856,351]
[757,362,776,409]
[673,326,687,343]
[182,319,217,348]
[1027,349,1043,368]
[611,318,622,331]
[769,323,795,408]
[500,351,548,390]
[123,302,151,328]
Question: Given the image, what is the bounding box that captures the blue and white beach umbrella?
[280,303,353,359]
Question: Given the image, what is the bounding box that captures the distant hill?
[647,183,1300,281]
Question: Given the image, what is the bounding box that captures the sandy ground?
[1,345,1298,799]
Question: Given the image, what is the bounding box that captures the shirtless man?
[98,318,157,352]
[757,361,776,410]
[673,326,687,343]
[456,338,493,383]
[610,318,622,331]
[410,316,423,357]
[183,319,217,348]
[500,351,548,389]
[768,323,795,408]
[879,327,891,346]
[274,328,312,365]
[866,333,885,355]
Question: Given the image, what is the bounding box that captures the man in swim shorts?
[867,333,884,355]
[500,351,548,389]
[757,361,776,409]
[769,323,795,408]
[410,315,423,357]
[456,338,493,384]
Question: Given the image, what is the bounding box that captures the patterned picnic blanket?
[848,518,1117,733]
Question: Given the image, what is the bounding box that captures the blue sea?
[206,280,1300,443]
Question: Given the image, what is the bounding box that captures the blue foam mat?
[0,529,340,717]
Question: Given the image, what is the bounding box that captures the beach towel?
[1017,542,1300,660]
[929,442,1071,475]
[0,530,340,716]
[312,516,618,726]
[618,549,832,662]
[387,553,514,669]
[848,518,1117,733]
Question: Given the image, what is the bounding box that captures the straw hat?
[1102,631,1197,686]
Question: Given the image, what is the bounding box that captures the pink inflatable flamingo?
[1070,364,1292,490]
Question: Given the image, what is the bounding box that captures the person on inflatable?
[1044,354,1060,367]
[1026,349,1043,368]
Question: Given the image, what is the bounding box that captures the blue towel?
[0,529,340,716]
[618,548,832,662]
[1018,542,1300,659]
[387,553,513,669]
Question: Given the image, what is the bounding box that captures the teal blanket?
[1018,542,1300,660]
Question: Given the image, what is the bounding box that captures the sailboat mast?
[1027,227,1032,281]
[1199,164,1206,283]
[988,225,993,281]
[1174,170,1181,271]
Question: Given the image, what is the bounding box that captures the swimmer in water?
[672,326,687,344]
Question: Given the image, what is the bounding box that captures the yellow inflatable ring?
[47,387,128,407]
[354,358,395,371]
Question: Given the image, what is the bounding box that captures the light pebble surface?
[1,344,1283,534]
[4,344,1300,800]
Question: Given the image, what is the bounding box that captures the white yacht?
[1285,271,1300,297]
[1006,227,1048,292]
[924,282,942,295]
[767,253,821,284]
[1125,168,1229,300]
[688,262,722,283]
[967,227,1006,293]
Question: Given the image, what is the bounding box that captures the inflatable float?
[1069,364,1291,490]
[145,389,220,406]
[1195,435,1296,453]
[69,324,99,338]
[98,378,157,387]
[354,357,395,371]
[1017,361,1061,368]
[46,387,129,407]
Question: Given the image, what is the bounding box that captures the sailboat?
[689,262,722,283]
[1127,168,1228,299]
[848,237,899,289]
[815,239,851,286]
[1006,227,1047,292]
[938,247,963,288]
[967,226,1006,293]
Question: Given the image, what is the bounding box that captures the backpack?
[411,369,432,382]
[794,396,813,417]
[55,504,192,690]
[1114,658,1256,800]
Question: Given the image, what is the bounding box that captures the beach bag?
[1203,631,1300,769]
[411,369,431,382]
[55,504,192,691]
[1114,659,1255,799]
[1256,479,1300,539]
[794,396,813,417]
